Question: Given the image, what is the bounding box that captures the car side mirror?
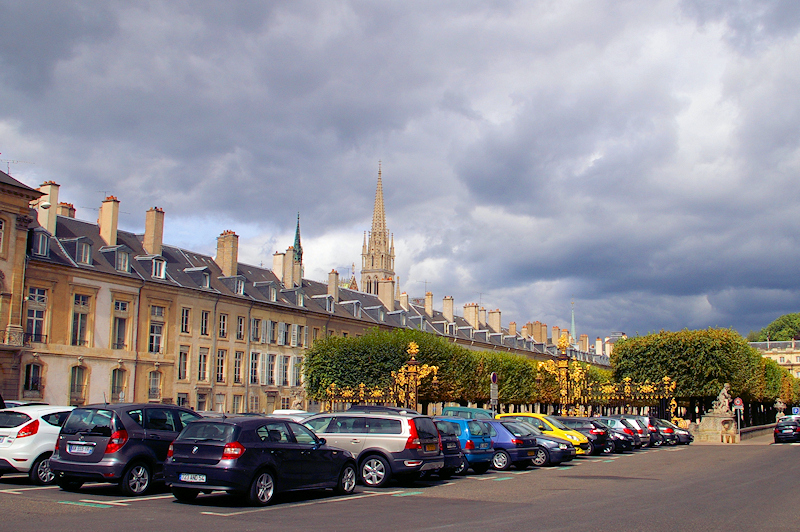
[317,437,326,446]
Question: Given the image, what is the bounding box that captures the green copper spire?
[293,212,302,263]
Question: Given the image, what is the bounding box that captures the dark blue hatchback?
[164,416,357,506]
[482,420,539,470]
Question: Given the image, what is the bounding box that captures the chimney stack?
[400,292,409,311]
[273,251,285,282]
[424,292,433,317]
[37,181,59,235]
[509,322,517,336]
[143,207,164,256]
[464,303,479,329]
[282,247,296,287]
[596,337,604,357]
[378,277,395,312]
[488,309,501,333]
[328,270,340,301]
[215,230,239,277]
[479,307,487,328]
[579,334,589,352]
[99,196,120,246]
[521,324,529,339]
[57,202,76,218]
[443,296,454,322]
[552,326,561,345]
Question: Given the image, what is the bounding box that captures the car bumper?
[548,447,576,463]
[0,458,26,474]
[501,447,539,462]
[774,433,800,442]
[463,449,493,464]
[49,456,127,482]
[164,462,252,492]
[612,439,634,451]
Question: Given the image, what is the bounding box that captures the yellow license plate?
[527,450,536,456]
[425,444,436,451]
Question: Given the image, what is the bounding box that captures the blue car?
[483,420,540,470]
[485,419,576,467]
[433,417,493,474]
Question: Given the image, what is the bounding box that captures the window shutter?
[266,320,273,344]
[261,320,267,344]
[278,323,286,346]
[291,324,298,347]
[258,352,266,385]
[303,326,308,348]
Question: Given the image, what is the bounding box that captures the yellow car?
[496,413,590,454]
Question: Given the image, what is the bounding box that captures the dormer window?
[152,259,165,279]
[326,297,334,313]
[202,273,210,288]
[235,279,244,295]
[116,251,129,272]
[32,232,49,257]
[269,286,277,301]
[78,242,92,264]
[296,292,303,306]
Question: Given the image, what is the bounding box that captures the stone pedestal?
[696,413,739,443]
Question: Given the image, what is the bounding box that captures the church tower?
[361,163,395,295]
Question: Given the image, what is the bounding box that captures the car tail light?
[105,429,129,454]
[794,427,800,433]
[17,419,39,438]
[222,441,245,460]
[167,442,174,458]
[465,439,475,450]
[511,438,523,446]
[623,428,634,435]
[636,428,644,434]
[664,427,674,434]
[437,431,442,452]
[589,428,604,435]
[405,419,422,450]
[648,424,657,433]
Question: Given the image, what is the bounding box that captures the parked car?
[653,418,679,445]
[774,417,800,443]
[0,405,74,484]
[50,403,201,495]
[164,416,357,505]
[609,415,663,447]
[347,405,420,415]
[657,418,693,445]
[303,411,443,487]
[482,420,540,470]
[433,417,493,474]
[423,418,466,479]
[1,400,48,408]
[496,413,590,455]
[596,417,643,448]
[440,406,495,420]
[268,410,313,422]
[553,416,609,455]
[591,419,635,452]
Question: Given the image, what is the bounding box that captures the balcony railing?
[0,330,25,347]
[112,342,127,350]
[148,388,161,400]
[24,333,47,344]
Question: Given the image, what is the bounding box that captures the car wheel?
[532,447,550,467]
[471,462,491,475]
[57,476,84,492]
[512,460,531,470]
[171,487,199,502]
[603,441,615,454]
[335,463,357,495]
[361,455,391,488]
[454,455,468,476]
[491,450,511,471]
[29,453,55,485]
[120,461,151,496]
[586,440,595,455]
[248,470,276,506]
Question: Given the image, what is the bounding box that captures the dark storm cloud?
[2,1,799,340]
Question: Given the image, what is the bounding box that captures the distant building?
[751,341,800,378]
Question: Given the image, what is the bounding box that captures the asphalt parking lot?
[1,437,797,532]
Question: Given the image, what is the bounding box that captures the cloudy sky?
[2,0,799,341]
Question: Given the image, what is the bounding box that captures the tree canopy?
[752,313,800,342]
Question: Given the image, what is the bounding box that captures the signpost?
[733,397,744,440]
[490,372,498,416]
[793,407,800,416]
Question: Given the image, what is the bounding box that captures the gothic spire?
[293,212,302,263]
[371,161,388,246]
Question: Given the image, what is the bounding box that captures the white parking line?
[201,490,404,517]
[0,485,61,495]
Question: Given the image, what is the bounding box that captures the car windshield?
[0,411,31,428]
[178,422,237,442]
[62,408,115,436]
[544,416,569,430]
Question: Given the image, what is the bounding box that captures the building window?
[215,393,225,413]
[113,316,127,349]
[111,368,125,401]
[218,314,228,338]
[23,363,42,392]
[297,292,304,306]
[149,306,165,353]
[116,251,129,272]
[291,324,298,347]
[280,396,291,410]
[178,346,189,380]
[0,219,4,252]
[33,233,49,256]
[232,395,242,414]
[276,355,290,386]
[248,394,260,413]
[25,288,47,342]
[297,326,305,347]
[197,394,207,411]
[233,351,243,384]
[780,356,785,363]
[70,366,87,403]
[270,286,277,302]
[251,318,261,342]
[148,371,162,400]
[268,354,276,385]
[180,307,190,334]
[198,347,209,381]
[293,356,303,386]
[152,259,165,279]
[249,352,259,384]
[77,242,92,264]
[71,294,90,346]
[270,321,278,344]
[235,279,244,295]
[200,311,210,336]
[177,393,188,407]
[216,349,226,383]
[237,316,245,340]
[202,273,210,288]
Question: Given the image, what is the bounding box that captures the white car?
[0,405,74,484]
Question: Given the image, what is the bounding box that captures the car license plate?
[425,444,436,452]
[179,473,207,483]
[782,429,792,433]
[67,443,94,455]
[446,443,456,449]
[479,442,489,449]
[527,450,536,456]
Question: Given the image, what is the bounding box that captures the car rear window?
[0,411,31,428]
[503,422,534,437]
[365,418,402,434]
[413,417,439,439]
[467,420,488,436]
[62,408,115,436]
[179,422,237,442]
[42,411,71,427]
[435,420,461,436]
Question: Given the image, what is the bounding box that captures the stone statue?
[291,396,304,410]
[711,383,732,415]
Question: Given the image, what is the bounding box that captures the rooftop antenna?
[0,158,34,175]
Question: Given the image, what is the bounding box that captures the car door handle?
[270,450,284,456]
[350,439,361,444]
[150,434,161,439]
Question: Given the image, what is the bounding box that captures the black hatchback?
[553,416,610,455]
[164,417,357,505]
[50,403,201,495]
[774,417,800,443]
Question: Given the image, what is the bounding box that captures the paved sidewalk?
[691,431,774,445]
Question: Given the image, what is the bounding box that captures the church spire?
[361,162,396,295]
[371,161,388,246]
[293,212,302,263]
